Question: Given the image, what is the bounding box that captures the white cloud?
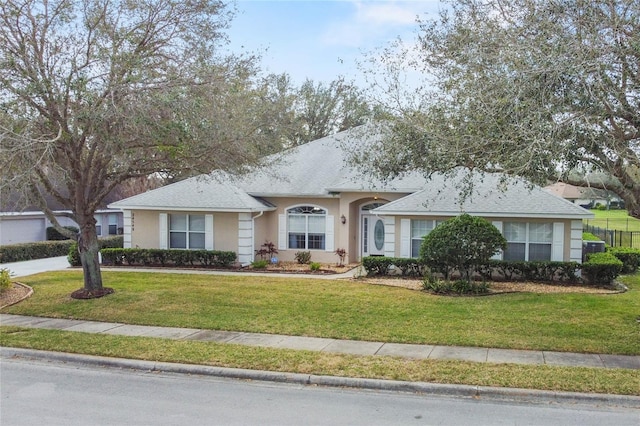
[322,1,440,47]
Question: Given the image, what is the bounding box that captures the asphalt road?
[1,357,638,426]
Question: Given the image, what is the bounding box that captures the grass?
[2,326,638,396]
[584,209,640,232]
[3,270,640,355]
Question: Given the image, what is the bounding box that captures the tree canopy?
[0,0,285,296]
[356,0,640,215]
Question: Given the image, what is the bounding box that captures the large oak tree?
[0,0,279,297]
[357,0,640,215]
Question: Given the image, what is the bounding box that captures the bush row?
[606,247,640,274]
[67,236,124,266]
[99,248,236,268]
[362,256,625,285]
[0,240,75,263]
[363,256,581,282]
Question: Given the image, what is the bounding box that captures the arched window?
[287,205,327,250]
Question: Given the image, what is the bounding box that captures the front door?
[362,214,385,257]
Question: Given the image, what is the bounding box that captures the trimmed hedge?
[0,240,75,263]
[582,252,623,285]
[476,260,580,283]
[362,256,580,283]
[607,247,640,274]
[67,236,124,266]
[100,248,236,268]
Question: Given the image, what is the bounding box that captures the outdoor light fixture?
[340,214,347,224]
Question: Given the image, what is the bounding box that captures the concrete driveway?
[0,256,70,278]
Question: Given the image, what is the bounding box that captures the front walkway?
[2,314,638,370]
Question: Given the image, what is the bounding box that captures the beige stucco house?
[109,126,593,265]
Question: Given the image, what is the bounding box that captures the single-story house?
[109,126,593,265]
[0,209,123,245]
[544,182,623,209]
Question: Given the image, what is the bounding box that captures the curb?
[3,347,639,409]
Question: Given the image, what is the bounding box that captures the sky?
[225,0,443,86]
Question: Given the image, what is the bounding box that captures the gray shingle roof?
[373,170,593,219]
[109,125,593,219]
[109,173,274,212]
[235,125,429,196]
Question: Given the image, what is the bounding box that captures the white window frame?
[286,205,327,251]
[108,213,118,235]
[169,214,206,250]
[94,215,102,237]
[410,219,444,258]
[503,222,553,261]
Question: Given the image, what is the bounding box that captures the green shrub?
[362,256,395,275]
[420,214,506,282]
[391,258,426,277]
[581,252,623,285]
[294,251,311,264]
[422,277,490,295]
[68,236,124,266]
[46,226,79,240]
[0,240,75,263]
[0,268,12,293]
[100,248,236,268]
[309,262,321,271]
[251,259,268,269]
[607,247,640,274]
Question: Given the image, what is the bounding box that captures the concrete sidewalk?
[2,313,639,370]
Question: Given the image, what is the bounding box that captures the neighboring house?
[544,182,623,209]
[0,209,124,246]
[109,126,593,265]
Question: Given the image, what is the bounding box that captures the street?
[1,357,637,426]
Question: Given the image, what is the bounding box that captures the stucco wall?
[129,210,240,252]
[129,210,160,248]
[254,193,410,263]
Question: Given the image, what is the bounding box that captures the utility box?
[583,240,606,262]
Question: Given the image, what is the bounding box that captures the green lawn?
[584,209,640,232]
[3,270,639,355]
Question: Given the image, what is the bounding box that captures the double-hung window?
[169,214,206,249]
[503,222,552,261]
[94,215,102,236]
[410,219,444,258]
[411,220,433,258]
[287,206,326,250]
[108,214,118,235]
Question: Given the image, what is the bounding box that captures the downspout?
[248,210,264,265]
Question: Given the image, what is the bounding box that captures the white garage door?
[0,218,46,245]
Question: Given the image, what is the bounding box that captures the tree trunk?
[70,217,114,299]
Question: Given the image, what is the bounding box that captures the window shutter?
[325,215,334,252]
[492,221,503,260]
[159,213,168,249]
[552,222,564,261]
[400,219,410,258]
[278,214,287,250]
[205,214,214,250]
